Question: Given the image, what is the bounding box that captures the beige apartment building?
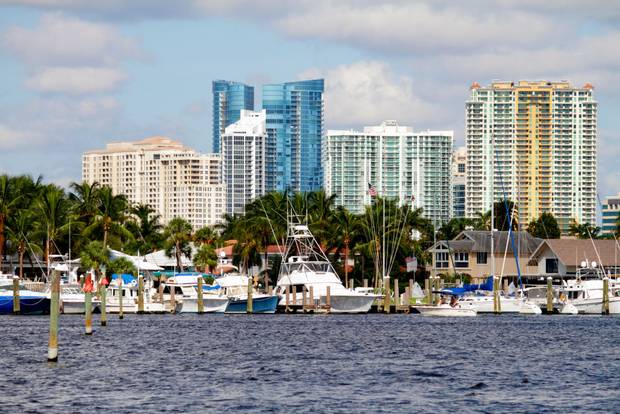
[82,136,225,229]
[466,80,597,233]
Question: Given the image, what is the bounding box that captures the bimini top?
[111,274,136,284]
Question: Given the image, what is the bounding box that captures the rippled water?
[1,314,619,413]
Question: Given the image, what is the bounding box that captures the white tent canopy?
[109,249,164,271]
[143,249,193,269]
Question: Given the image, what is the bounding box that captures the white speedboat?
[560,266,620,314]
[414,300,477,317]
[58,285,99,314]
[164,274,229,313]
[214,273,278,314]
[458,292,541,314]
[274,224,377,313]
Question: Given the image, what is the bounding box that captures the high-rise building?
[601,193,620,236]
[324,121,453,225]
[465,80,597,233]
[82,137,225,229]
[452,147,467,218]
[263,79,324,192]
[212,80,254,153]
[221,110,267,215]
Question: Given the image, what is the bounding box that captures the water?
[1,314,619,413]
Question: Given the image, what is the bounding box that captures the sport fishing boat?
[58,284,100,314]
[559,263,620,314]
[0,274,50,315]
[163,273,228,313]
[215,273,278,314]
[274,223,377,313]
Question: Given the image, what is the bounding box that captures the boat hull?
[0,296,50,315]
[179,297,229,313]
[571,297,620,314]
[61,299,99,314]
[226,296,278,314]
[329,295,375,313]
[414,305,477,317]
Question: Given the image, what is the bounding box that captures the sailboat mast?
[490,138,495,278]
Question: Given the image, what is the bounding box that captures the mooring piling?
[603,277,610,315]
[546,277,553,313]
[246,276,253,314]
[118,276,124,319]
[326,285,331,313]
[47,270,60,362]
[12,276,20,315]
[84,273,93,335]
[384,277,390,314]
[137,275,144,314]
[197,276,204,314]
[285,285,290,313]
[99,272,107,327]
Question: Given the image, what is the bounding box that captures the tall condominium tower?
[212,80,254,153]
[465,80,597,233]
[263,79,324,192]
[82,137,225,229]
[221,110,267,215]
[452,147,467,218]
[324,121,453,226]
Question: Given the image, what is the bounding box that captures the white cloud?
[25,66,127,94]
[0,124,41,149]
[300,61,441,129]
[1,12,141,66]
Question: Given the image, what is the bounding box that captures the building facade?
[465,80,597,233]
[221,110,267,215]
[212,80,254,153]
[82,136,225,229]
[452,147,467,218]
[601,193,620,235]
[262,79,324,192]
[324,121,453,225]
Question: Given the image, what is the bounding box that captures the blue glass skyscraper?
[262,79,324,192]
[212,80,254,153]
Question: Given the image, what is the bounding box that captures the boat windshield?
[282,261,332,274]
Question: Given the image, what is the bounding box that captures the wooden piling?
[425,278,431,304]
[118,276,124,319]
[493,276,501,314]
[169,278,175,314]
[309,286,314,312]
[12,276,20,314]
[292,286,297,306]
[197,276,204,314]
[326,285,331,313]
[409,279,414,305]
[350,279,354,289]
[384,278,390,314]
[159,280,164,305]
[285,285,290,313]
[546,277,553,313]
[603,277,610,315]
[99,276,107,326]
[246,276,253,314]
[137,275,144,314]
[47,270,60,362]
[363,279,368,288]
[302,287,307,312]
[85,290,93,335]
[394,278,400,308]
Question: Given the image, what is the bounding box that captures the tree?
[125,203,163,254]
[527,212,561,239]
[474,210,491,231]
[568,220,600,239]
[193,244,218,273]
[232,226,262,276]
[194,225,220,247]
[332,206,359,286]
[87,186,132,249]
[7,208,39,278]
[34,185,69,275]
[163,217,193,271]
[80,240,110,284]
[0,175,22,271]
[109,257,137,275]
[437,217,475,241]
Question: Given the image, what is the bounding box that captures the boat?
[274,224,377,313]
[559,263,620,314]
[163,273,228,313]
[58,284,100,314]
[107,274,181,314]
[0,274,50,315]
[413,294,477,317]
[215,273,278,314]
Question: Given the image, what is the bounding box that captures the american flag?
[367,183,377,197]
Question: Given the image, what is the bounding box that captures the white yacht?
[413,295,477,317]
[58,284,99,314]
[559,264,620,314]
[458,293,541,314]
[274,224,377,313]
[163,274,228,313]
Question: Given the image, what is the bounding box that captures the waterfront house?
[527,239,620,277]
[428,231,543,282]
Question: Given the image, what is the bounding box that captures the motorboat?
[58,284,100,314]
[163,273,228,313]
[215,273,278,314]
[559,264,620,315]
[0,274,50,315]
[274,224,378,313]
[107,275,180,314]
[413,295,477,317]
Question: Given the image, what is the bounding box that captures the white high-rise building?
[466,80,597,233]
[221,110,267,215]
[324,121,453,226]
[82,136,225,229]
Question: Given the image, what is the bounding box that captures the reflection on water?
[1,314,619,413]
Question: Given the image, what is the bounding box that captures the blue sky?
[0,1,619,197]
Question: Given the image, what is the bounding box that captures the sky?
[0,0,618,196]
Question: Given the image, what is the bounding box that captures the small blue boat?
[226,295,279,314]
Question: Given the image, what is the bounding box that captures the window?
[458,163,465,173]
[546,258,558,274]
[436,252,449,268]
[477,252,487,264]
[454,252,469,268]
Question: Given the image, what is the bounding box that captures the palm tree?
[127,203,163,253]
[80,240,110,284]
[194,225,220,247]
[7,208,39,278]
[33,185,69,275]
[163,218,193,271]
[232,226,262,276]
[87,186,132,249]
[69,181,100,223]
[194,244,218,273]
[0,175,22,271]
[474,210,491,231]
[332,206,358,287]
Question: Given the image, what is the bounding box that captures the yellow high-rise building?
[465,81,597,233]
